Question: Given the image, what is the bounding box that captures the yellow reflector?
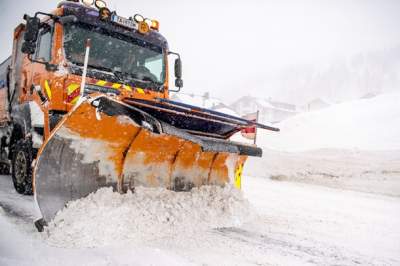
[67,83,80,95]
[44,80,52,100]
[234,164,243,189]
[111,83,122,89]
[136,88,145,94]
[95,0,107,9]
[96,80,107,86]
[71,96,80,105]
[123,85,132,91]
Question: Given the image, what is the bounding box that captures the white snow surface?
[1,175,399,265]
[239,93,400,197]
[244,149,400,197]
[257,92,400,151]
[45,185,252,248]
[1,93,399,265]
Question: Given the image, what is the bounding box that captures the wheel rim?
[15,151,27,184]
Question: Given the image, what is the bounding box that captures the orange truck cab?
[0,1,183,194]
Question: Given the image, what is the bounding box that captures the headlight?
[133,14,144,23]
[95,0,107,9]
[81,0,94,7]
[144,18,152,26]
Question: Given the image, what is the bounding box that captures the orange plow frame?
[34,95,247,222]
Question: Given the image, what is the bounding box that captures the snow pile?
[258,92,400,151]
[45,185,252,248]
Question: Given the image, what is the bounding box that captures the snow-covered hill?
[242,93,400,196]
[258,92,400,152]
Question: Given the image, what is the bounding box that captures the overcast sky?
[1,0,400,103]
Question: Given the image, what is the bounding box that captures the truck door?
[31,23,53,88]
[0,58,11,124]
[9,27,26,109]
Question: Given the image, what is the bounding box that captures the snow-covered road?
[0,174,399,266]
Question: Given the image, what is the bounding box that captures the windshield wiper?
[72,60,114,74]
[113,71,130,84]
[113,71,163,92]
[87,64,113,73]
[113,71,147,89]
[130,73,164,91]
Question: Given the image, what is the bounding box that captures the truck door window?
[143,54,164,82]
[11,30,26,106]
[35,25,52,62]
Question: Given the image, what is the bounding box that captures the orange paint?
[1,5,173,144]
[7,4,250,200]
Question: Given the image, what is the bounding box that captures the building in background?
[171,92,239,116]
[172,93,300,124]
[360,92,379,99]
[304,98,331,112]
[230,96,298,124]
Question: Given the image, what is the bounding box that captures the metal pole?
[254,110,259,145]
[80,39,91,97]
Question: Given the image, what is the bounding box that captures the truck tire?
[11,140,33,195]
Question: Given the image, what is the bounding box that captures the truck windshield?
[63,23,165,85]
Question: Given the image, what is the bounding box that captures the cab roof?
[58,1,169,50]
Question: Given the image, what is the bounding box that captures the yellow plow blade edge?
[34,95,247,222]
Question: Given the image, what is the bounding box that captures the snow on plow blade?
[34,95,261,222]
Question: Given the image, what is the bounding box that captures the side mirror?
[23,15,40,42]
[58,15,77,25]
[175,78,183,88]
[174,58,182,79]
[174,58,183,89]
[21,14,41,55]
[168,51,183,91]
[21,41,37,55]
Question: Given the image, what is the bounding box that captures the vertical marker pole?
[80,39,91,97]
[254,110,259,145]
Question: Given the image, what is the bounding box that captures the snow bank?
[244,149,400,196]
[258,92,400,151]
[45,185,252,248]
[240,93,400,196]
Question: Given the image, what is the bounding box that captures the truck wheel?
[11,140,33,195]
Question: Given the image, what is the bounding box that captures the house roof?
[171,93,238,116]
[171,93,222,109]
[231,96,297,113]
[307,98,331,105]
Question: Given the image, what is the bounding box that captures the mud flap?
[34,96,248,222]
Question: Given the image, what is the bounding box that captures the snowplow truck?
[0,0,279,224]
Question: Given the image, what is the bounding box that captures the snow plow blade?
[34,95,262,222]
